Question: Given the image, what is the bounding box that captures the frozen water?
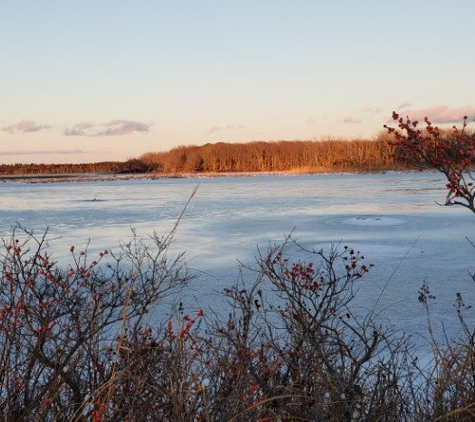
[1,171,475,356]
[341,215,407,226]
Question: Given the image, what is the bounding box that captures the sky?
[1,0,475,164]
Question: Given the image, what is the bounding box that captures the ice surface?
[1,171,475,356]
[341,215,407,226]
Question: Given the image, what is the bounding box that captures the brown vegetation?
[139,137,400,174]
[0,159,155,177]
[0,224,422,421]
[1,135,405,176]
[3,220,475,420]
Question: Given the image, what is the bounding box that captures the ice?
[1,171,475,355]
[341,215,407,226]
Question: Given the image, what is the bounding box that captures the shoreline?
[0,169,412,184]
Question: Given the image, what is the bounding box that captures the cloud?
[63,122,95,135]
[64,128,87,136]
[0,149,85,156]
[2,120,51,133]
[342,116,362,124]
[97,119,150,136]
[207,124,244,134]
[64,120,151,136]
[390,105,475,124]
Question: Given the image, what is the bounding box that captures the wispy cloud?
[0,149,86,156]
[64,129,86,136]
[390,105,475,124]
[342,116,361,124]
[2,120,51,133]
[64,120,151,136]
[207,124,244,134]
[97,120,150,136]
[63,122,94,136]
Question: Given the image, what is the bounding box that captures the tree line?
[140,136,401,173]
[4,133,462,176]
[0,159,152,176]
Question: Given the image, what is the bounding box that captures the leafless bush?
[0,219,194,421]
[1,224,425,421]
[203,238,421,421]
[411,284,475,421]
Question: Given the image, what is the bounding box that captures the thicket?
[2,114,475,420]
[1,223,422,421]
[139,138,399,174]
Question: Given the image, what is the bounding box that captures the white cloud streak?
[0,149,85,156]
[64,120,151,136]
[2,120,51,133]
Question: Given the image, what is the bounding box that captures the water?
[1,171,475,353]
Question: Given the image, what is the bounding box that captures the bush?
[205,240,421,421]
[385,112,475,421]
[385,112,475,212]
[0,226,423,421]
[0,224,193,421]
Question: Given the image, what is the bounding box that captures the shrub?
[1,225,424,421]
[207,239,420,421]
[385,112,475,420]
[384,112,475,212]
[0,224,193,421]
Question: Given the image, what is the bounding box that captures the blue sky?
[1,0,475,164]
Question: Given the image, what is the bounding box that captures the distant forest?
[0,161,140,176]
[1,136,411,176]
[139,137,400,173]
